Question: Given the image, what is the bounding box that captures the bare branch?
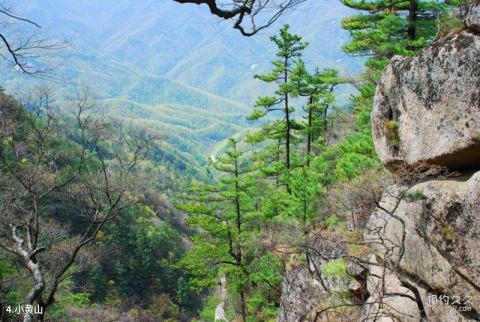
[0,3,63,75]
[173,0,306,36]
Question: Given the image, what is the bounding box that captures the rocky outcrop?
[276,173,383,322]
[363,2,480,321]
[278,3,480,321]
[364,173,480,321]
[371,29,480,171]
[277,231,353,322]
[278,267,329,322]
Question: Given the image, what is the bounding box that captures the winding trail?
[214,276,227,321]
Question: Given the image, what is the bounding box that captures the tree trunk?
[284,58,291,193]
[408,0,418,42]
[307,96,313,166]
[240,290,247,322]
[10,225,45,322]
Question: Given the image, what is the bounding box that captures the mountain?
[0,0,363,160]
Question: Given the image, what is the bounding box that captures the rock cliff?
[277,230,353,322]
[362,3,480,320]
[277,2,480,321]
[371,25,480,171]
[364,173,480,321]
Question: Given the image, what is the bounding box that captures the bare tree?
[0,2,61,75]
[0,89,152,322]
[173,0,307,36]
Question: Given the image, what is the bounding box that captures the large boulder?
[371,30,480,171]
[358,3,480,321]
[363,171,480,321]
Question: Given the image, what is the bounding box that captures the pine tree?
[341,0,454,79]
[248,24,308,193]
[177,138,259,321]
[291,61,342,163]
[333,1,461,185]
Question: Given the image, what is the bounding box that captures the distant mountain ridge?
[1,0,362,161]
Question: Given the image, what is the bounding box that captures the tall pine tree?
[341,0,454,78]
[178,138,261,321]
[248,24,308,193]
[291,61,342,163]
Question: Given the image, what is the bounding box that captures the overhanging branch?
[173,0,307,36]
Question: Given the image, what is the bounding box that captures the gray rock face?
[364,172,480,321]
[372,30,480,171]
[366,7,480,318]
[277,267,328,322]
[464,0,480,33]
[277,231,354,322]
[278,4,480,322]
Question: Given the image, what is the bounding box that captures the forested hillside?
[1,0,478,322]
[0,1,362,162]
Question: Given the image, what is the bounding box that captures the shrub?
[384,120,400,148]
[404,190,426,202]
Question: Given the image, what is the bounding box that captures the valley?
[0,0,362,163]
[2,1,476,321]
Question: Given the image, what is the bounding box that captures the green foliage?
[325,215,343,227]
[384,120,400,148]
[250,253,283,288]
[247,292,278,322]
[100,205,186,303]
[438,11,465,35]
[0,255,22,311]
[312,127,380,185]
[0,91,199,320]
[194,294,221,322]
[177,137,286,320]
[179,23,376,319]
[321,259,350,279]
[178,139,256,313]
[341,0,454,70]
[248,24,309,191]
[291,60,343,158]
[48,293,91,320]
[338,0,462,170]
[46,279,91,320]
[245,253,282,321]
[440,224,456,240]
[405,190,426,202]
[176,277,194,312]
[313,1,463,188]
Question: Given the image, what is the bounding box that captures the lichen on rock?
[364,173,480,321]
[278,3,480,321]
[372,30,480,171]
[464,0,480,33]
